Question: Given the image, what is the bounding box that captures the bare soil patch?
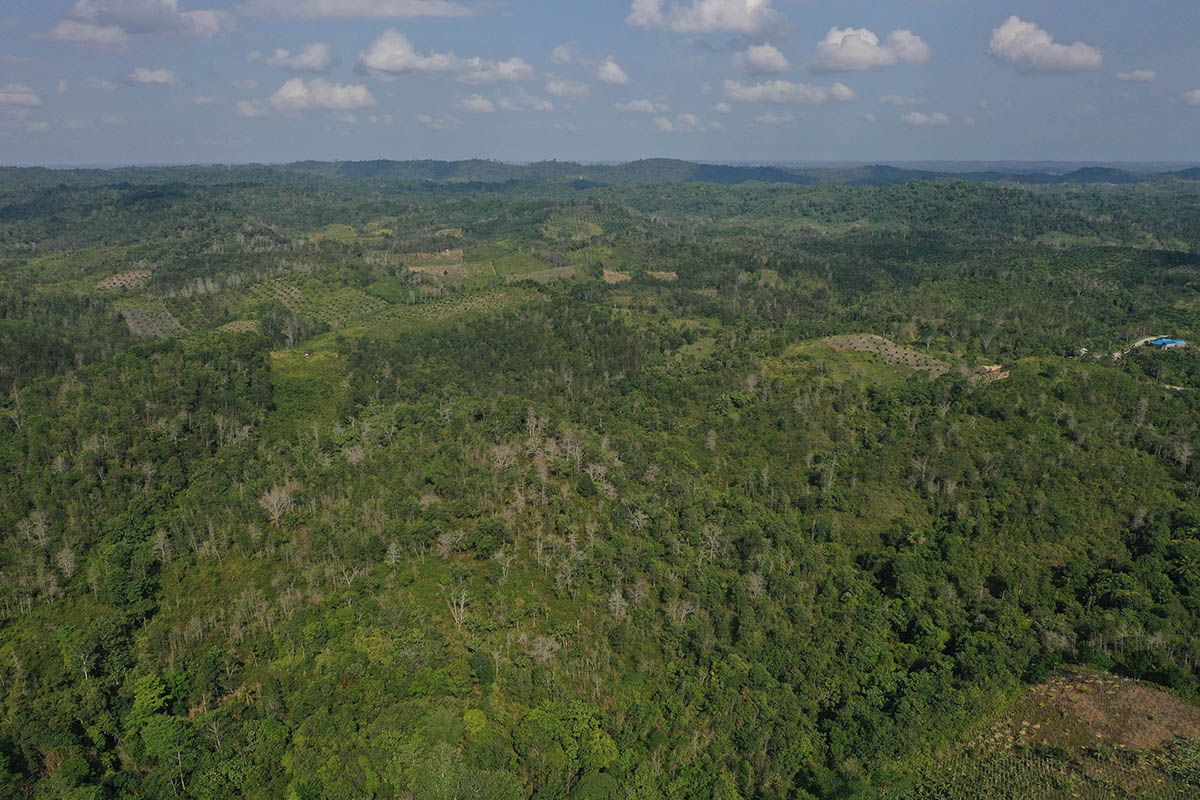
[96,270,152,293]
[603,269,632,285]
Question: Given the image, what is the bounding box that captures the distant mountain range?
[279,158,1200,187]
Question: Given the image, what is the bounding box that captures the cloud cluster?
[239,78,376,116]
[1115,69,1155,83]
[241,0,472,19]
[358,29,533,84]
[252,43,336,73]
[902,111,950,127]
[880,94,925,107]
[654,113,716,133]
[734,43,789,75]
[1184,90,1200,108]
[0,84,44,108]
[754,111,793,126]
[628,0,782,36]
[595,58,631,86]
[48,0,235,47]
[456,94,494,114]
[546,77,589,101]
[617,98,668,113]
[128,67,180,86]
[496,91,553,112]
[810,27,930,72]
[723,79,854,105]
[988,17,1102,73]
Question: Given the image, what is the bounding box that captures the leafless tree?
[607,587,628,620]
[259,483,295,525]
[448,587,468,629]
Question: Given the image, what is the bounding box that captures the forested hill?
[4,159,1200,192]
[1,170,1199,799]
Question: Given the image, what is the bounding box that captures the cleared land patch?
[96,269,153,293]
[647,271,679,282]
[603,269,632,285]
[900,670,1200,799]
[824,334,951,377]
[118,304,187,338]
[218,319,259,334]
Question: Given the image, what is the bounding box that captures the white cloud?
[496,91,553,112]
[811,27,930,72]
[58,80,70,94]
[83,77,118,91]
[654,113,710,132]
[988,16,1102,73]
[128,67,180,86]
[358,29,533,84]
[595,58,630,86]
[549,44,577,65]
[46,1,234,47]
[0,85,43,108]
[192,95,216,105]
[616,98,667,113]
[713,101,733,113]
[46,19,129,47]
[734,43,789,75]
[860,112,877,124]
[236,99,268,118]
[627,0,783,36]
[754,111,793,125]
[253,43,335,72]
[1115,69,1155,83]
[724,79,854,105]
[901,111,950,127]
[416,113,460,131]
[242,0,472,19]
[880,94,925,107]
[1183,90,1200,107]
[545,77,589,101]
[456,94,495,113]
[269,78,374,113]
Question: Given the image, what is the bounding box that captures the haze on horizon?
[1,0,1199,167]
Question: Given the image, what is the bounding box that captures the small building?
[1149,338,1188,350]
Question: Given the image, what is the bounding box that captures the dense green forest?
[1,164,1198,799]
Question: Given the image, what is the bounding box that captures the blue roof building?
[1149,338,1187,348]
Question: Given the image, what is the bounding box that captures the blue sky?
[1,0,1198,166]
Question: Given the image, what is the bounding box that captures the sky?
[1,0,1199,166]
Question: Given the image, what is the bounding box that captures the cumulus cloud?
[242,0,472,18]
[713,101,733,113]
[988,16,1102,73]
[901,111,950,127]
[549,44,577,65]
[1116,69,1155,83]
[617,98,667,113]
[627,0,783,36]
[192,95,216,105]
[358,29,533,84]
[1183,90,1200,107]
[252,43,335,72]
[653,113,712,133]
[810,27,930,72]
[734,43,789,75]
[128,67,180,86]
[545,77,589,101]
[456,94,495,113]
[723,78,854,105]
[496,91,553,112]
[0,84,43,108]
[83,77,118,91]
[754,111,793,125]
[880,94,925,107]
[595,58,631,86]
[47,1,234,47]
[240,78,376,116]
[415,113,460,131]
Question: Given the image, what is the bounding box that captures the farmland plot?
[118,304,187,338]
[96,269,153,293]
